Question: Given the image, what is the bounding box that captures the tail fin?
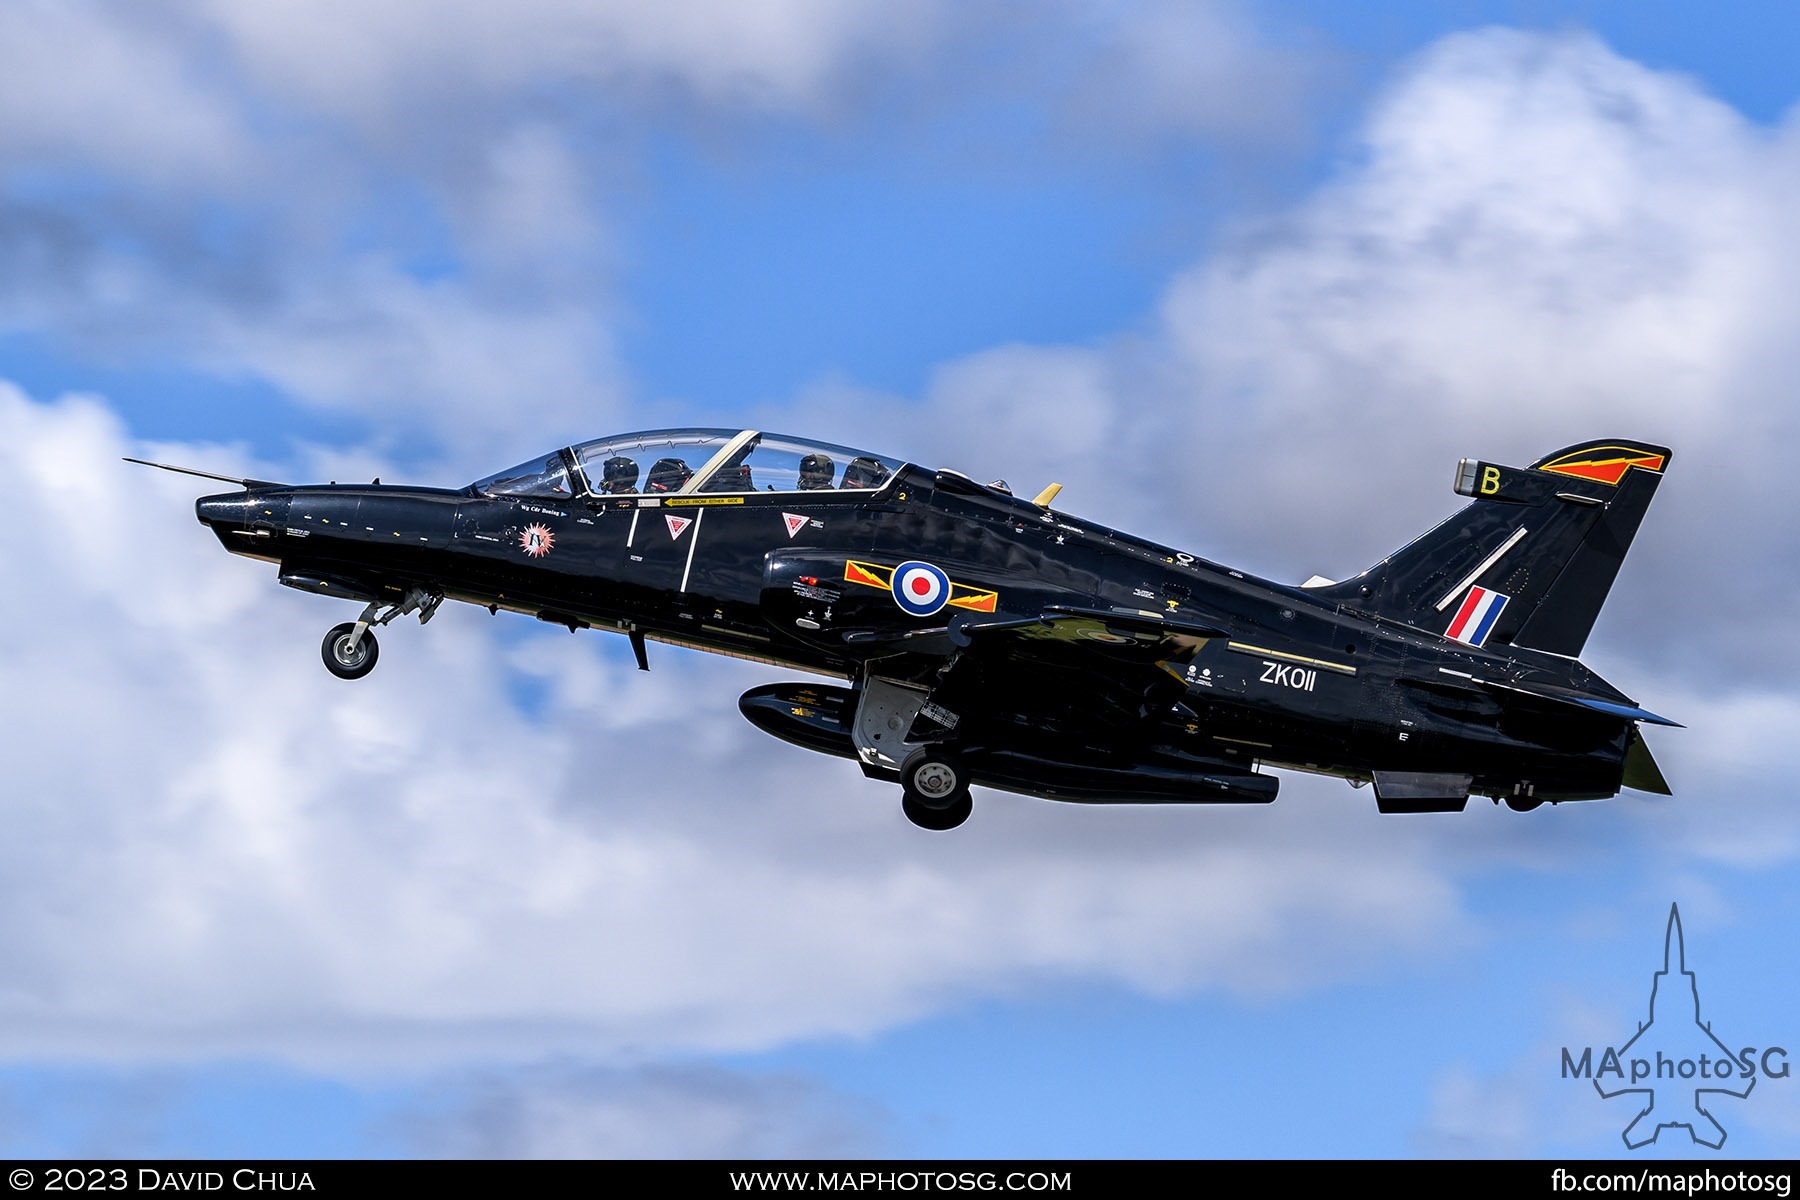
[1310,439,1671,656]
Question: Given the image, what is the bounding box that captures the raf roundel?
[892,561,950,617]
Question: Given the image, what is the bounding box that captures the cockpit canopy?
[470,429,904,500]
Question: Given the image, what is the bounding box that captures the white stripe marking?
[678,508,705,592]
[1434,526,1528,612]
[626,507,639,548]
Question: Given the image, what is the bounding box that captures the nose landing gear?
[320,587,442,680]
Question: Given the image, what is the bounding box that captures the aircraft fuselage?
[191,431,1674,826]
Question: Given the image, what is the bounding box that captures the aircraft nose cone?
[195,492,250,527]
[197,490,289,555]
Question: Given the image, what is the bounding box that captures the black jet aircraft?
[136,429,1678,830]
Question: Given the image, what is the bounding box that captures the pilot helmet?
[798,453,834,489]
[601,456,638,492]
[842,457,890,489]
[646,457,692,492]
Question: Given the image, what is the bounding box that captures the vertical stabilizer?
[1312,439,1671,656]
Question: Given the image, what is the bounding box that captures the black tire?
[1505,793,1543,813]
[900,748,968,810]
[903,791,972,831]
[322,623,379,680]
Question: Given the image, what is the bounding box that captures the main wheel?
[900,748,968,810]
[1505,793,1543,813]
[903,791,972,831]
[322,623,379,680]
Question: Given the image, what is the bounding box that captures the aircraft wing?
[926,607,1226,736]
[960,605,1229,645]
[764,553,1222,735]
[842,605,1226,655]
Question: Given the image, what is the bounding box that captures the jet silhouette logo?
[1561,905,1788,1149]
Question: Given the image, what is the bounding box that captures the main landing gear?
[899,748,973,831]
[320,587,442,680]
[848,676,977,830]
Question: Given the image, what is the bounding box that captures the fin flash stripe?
[1536,446,1667,487]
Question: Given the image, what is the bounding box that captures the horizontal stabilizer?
[1476,678,1682,727]
[1564,696,1683,727]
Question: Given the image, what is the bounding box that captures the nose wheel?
[318,587,441,680]
[322,623,379,679]
[900,748,973,830]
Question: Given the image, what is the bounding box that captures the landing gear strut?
[320,587,442,680]
[900,748,973,831]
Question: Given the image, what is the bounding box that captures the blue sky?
[3,0,1799,1160]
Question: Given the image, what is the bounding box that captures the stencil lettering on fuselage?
[1259,661,1317,693]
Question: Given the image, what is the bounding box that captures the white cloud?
[0,0,1321,467]
[5,0,893,463]
[188,0,946,122]
[1047,0,1318,150]
[384,1063,892,1158]
[1154,30,1800,606]
[0,3,250,188]
[184,0,1313,152]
